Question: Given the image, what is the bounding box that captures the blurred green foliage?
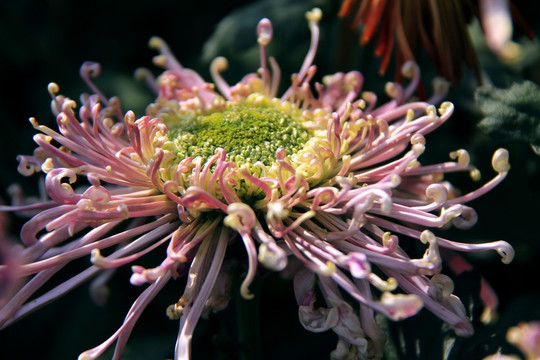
[476,81,540,147]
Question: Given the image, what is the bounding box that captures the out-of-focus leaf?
[202,0,313,63]
[475,81,540,147]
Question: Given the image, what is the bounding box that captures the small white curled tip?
[411,133,426,145]
[384,81,400,99]
[41,158,54,174]
[124,110,136,125]
[148,36,167,50]
[369,274,398,292]
[80,61,101,78]
[258,243,288,271]
[496,241,515,264]
[267,201,290,220]
[390,174,401,187]
[361,91,376,103]
[376,118,389,136]
[469,168,481,181]
[224,202,256,231]
[29,117,40,130]
[412,143,425,156]
[306,7,322,23]
[152,54,168,67]
[449,149,470,168]
[378,192,393,214]
[382,232,399,250]
[257,18,273,46]
[441,204,463,224]
[438,101,454,116]
[148,37,171,67]
[426,105,437,117]
[401,61,419,78]
[492,148,510,173]
[425,183,449,204]
[90,249,106,267]
[166,302,184,320]
[452,206,478,229]
[211,56,229,74]
[47,82,60,97]
[420,230,436,245]
[411,133,426,155]
[405,108,415,122]
[240,281,255,300]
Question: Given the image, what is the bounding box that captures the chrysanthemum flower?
[0,8,513,360]
[339,0,534,81]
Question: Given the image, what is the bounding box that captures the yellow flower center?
[162,95,312,166]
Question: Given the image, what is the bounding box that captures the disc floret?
[161,94,313,167]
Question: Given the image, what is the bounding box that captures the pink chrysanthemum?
[0,8,513,360]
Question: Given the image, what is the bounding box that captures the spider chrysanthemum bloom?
[0,8,513,360]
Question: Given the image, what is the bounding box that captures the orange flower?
[339,0,533,82]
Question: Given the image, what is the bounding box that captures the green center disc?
[165,102,312,166]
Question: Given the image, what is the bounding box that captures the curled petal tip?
[257,18,273,46]
[470,168,481,181]
[426,105,437,117]
[497,241,514,264]
[224,203,255,232]
[306,8,322,23]
[412,143,425,156]
[411,133,426,146]
[438,101,454,116]
[47,82,59,96]
[258,243,288,271]
[166,302,184,320]
[420,230,436,244]
[152,54,167,67]
[148,36,166,50]
[384,82,399,98]
[450,149,470,168]
[426,184,448,203]
[80,61,101,78]
[492,148,510,173]
[401,61,418,78]
[390,174,401,187]
[240,281,254,300]
[210,57,228,73]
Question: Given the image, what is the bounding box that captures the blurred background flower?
[337,0,535,82]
